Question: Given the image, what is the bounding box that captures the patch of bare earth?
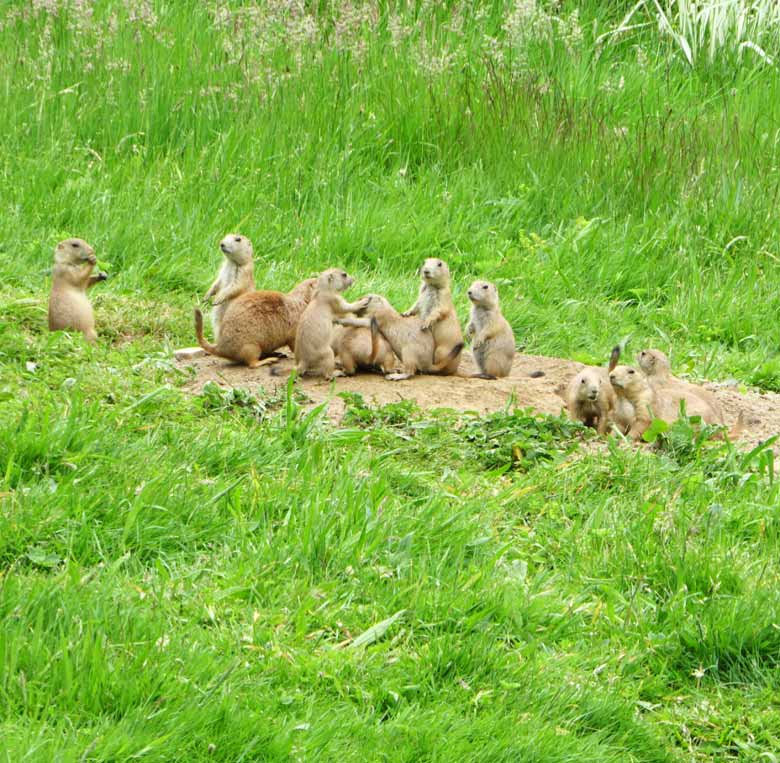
[179,351,779,450]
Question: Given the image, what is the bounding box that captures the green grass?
[3,1,780,760]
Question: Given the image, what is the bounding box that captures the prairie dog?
[402,258,463,375]
[295,269,369,379]
[637,349,724,421]
[331,296,396,375]
[465,280,515,379]
[561,366,617,435]
[48,238,107,343]
[343,294,463,380]
[608,364,656,440]
[195,277,316,367]
[204,233,255,339]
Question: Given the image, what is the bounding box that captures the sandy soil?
[179,350,779,450]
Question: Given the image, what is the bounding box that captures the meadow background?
[2,0,780,760]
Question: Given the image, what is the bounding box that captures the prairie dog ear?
[608,346,621,373]
[328,272,334,286]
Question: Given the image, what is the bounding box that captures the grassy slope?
[2,1,780,760]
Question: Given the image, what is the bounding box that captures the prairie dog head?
[219,233,253,265]
[467,280,499,309]
[609,365,648,398]
[420,258,450,288]
[637,348,671,378]
[53,239,97,288]
[55,238,96,268]
[573,367,607,403]
[317,268,354,293]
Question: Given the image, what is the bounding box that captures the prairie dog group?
[558,346,742,441]
[466,280,515,379]
[339,294,463,380]
[44,230,740,446]
[204,234,255,339]
[48,238,107,343]
[606,347,741,440]
[294,269,370,379]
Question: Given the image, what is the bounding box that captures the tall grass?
[608,0,780,65]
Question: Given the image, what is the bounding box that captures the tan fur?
[637,349,724,421]
[204,234,255,340]
[561,366,617,435]
[342,295,463,380]
[331,295,397,375]
[608,365,657,440]
[402,258,463,375]
[295,269,369,379]
[48,238,107,343]
[465,280,515,379]
[195,278,316,368]
[612,348,743,441]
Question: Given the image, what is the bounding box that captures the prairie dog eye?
[234,236,242,242]
[628,369,635,374]
[437,260,443,267]
[482,284,488,290]
[71,242,79,248]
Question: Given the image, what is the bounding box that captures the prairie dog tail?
[710,410,746,441]
[431,342,464,372]
[369,317,389,365]
[727,410,746,441]
[194,308,220,356]
[608,345,621,372]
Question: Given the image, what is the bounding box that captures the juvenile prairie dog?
[637,348,724,420]
[561,366,617,435]
[402,258,463,375]
[465,280,515,379]
[608,364,657,440]
[295,269,369,379]
[195,277,316,367]
[48,238,107,343]
[340,294,463,380]
[204,234,255,339]
[331,297,397,375]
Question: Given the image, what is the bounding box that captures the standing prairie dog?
[637,349,724,420]
[465,280,515,379]
[195,277,317,368]
[295,269,370,379]
[48,238,107,344]
[204,234,255,339]
[402,258,463,375]
[340,294,463,380]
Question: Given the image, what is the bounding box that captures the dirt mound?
[180,351,779,450]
